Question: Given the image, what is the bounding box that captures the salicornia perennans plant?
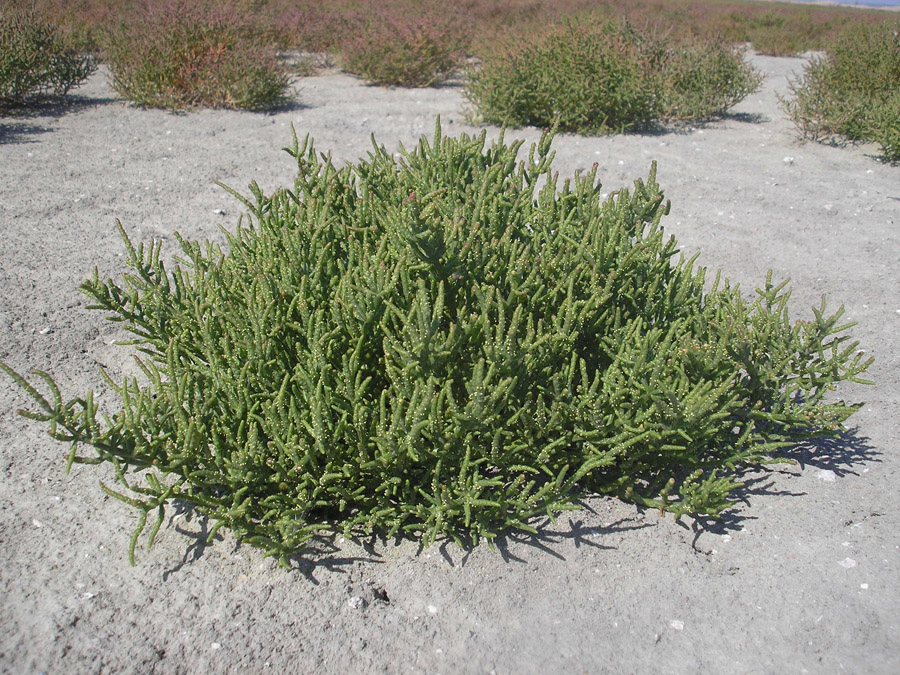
[465,19,762,134]
[782,21,900,163]
[2,121,871,565]
[338,3,467,87]
[0,8,96,110]
[466,20,664,134]
[101,0,289,111]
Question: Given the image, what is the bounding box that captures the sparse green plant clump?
[0,9,96,110]
[465,20,762,134]
[662,38,764,121]
[783,21,900,163]
[102,0,289,111]
[2,122,871,565]
[466,21,662,134]
[339,7,467,87]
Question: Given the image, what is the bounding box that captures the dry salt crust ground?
[0,52,898,675]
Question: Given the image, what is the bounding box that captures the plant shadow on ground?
[0,94,115,144]
[682,425,879,548]
[161,500,379,584]
[788,132,892,165]
[486,514,653,565]
[783,425,879,476]
[337,512,654,570]
[155,427,877,579]
[259,92,307,115]
[637,110,770,137]
[722,111,770,125]
[122,89,308,115]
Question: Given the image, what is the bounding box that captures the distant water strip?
[787,0,900,7]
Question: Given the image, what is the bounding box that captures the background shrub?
[102,0,290,111]
[0,9,96,110]
[338,4,467,87]
[466,20,665,134]
[662,39,763,121]
[867,93,900,163]
[782,21,900,163]
[465,19,761,134]
[2,123,870,563]
[3,0,896,61]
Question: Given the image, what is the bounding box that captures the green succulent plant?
[2,121,871,565]
[0,9,96,109]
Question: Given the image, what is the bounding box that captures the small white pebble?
[32,519,42,528]
[861,583,869,590]
[211,643,221,650]
[670,620,684,631]
[213,209,225,216]
[816,469,837,482]
[838,558,857,569]
[783,156,794,165]
[427,605,438,615]
[348,596,365,609]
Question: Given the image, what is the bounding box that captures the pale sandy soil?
[1,53,898,674]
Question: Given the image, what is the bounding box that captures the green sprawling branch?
[2,120,872,565]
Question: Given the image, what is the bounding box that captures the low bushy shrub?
[466,20,664,134]
[866,93,900,163]
[339,5,467,87]
[663,39,763,121]
[721,9,816,56]
[782,21,900,163]
[0,9,96,109]
[2,122,871,564]
[102,0,290,111]
[465,20,761,134]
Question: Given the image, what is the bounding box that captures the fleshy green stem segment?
[2,120,872,565]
